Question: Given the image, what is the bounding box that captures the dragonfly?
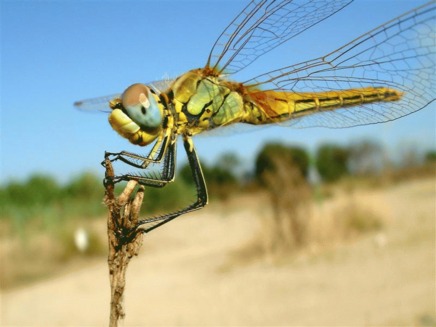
[75,0,435,233]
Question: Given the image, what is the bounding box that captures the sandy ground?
[1,178,435,326]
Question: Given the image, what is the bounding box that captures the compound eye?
[121,83,162,128]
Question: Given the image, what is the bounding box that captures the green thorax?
[168,69,248,135]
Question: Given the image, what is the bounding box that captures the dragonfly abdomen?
[245,87,403,124]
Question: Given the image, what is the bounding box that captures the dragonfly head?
[109,83,163,146]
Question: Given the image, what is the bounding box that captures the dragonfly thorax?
[170,69,246,135]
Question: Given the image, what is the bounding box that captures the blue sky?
[1,0,434,183]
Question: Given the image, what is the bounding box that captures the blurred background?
[1,0,435,326]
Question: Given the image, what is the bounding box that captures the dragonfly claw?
[102,152,122,166]
[106,152,122,160]
[103,175,124,186]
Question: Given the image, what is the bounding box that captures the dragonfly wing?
[206,0,353,75]
[73,94,121,113]
[74,78,175,112]
[148,78,175,93]
[245,2,435,128]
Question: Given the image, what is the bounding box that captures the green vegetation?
[2,141,433,234]
[180,152,240,200]
[2,141,433,231]
[255,143,309,183]
[0,172,103,231]
[316,144,349,182]
[425,150,436,162]
[0,171,195,289]
[0,171,196,231]
[1,140,434,288]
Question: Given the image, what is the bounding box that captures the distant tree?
[209,152,241,184]
[215,153,241,177]
[348,140,385,176]
[425,150,436,162]
[398,144,422,168]
[315,144,349,182]
[179,153,239,200]
[179,153,240,185]
[0,174,61,207]
[64,172,102,199]
[178,162,193,186]
[207,166,237,185]
[255,143,309,184]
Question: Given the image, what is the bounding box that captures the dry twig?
[103,154,144,327]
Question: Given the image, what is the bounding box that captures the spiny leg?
[104,132,169,169]
[105,139,176,187]
[135,136,208,233]
[124,140,176,187]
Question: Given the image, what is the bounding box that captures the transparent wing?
[148,78,175,93]
[244,2,435,128]
[74,94,121,113]
[206,0,353,75]
[73,79,174,112]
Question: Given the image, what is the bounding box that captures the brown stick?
[104,155,144,327]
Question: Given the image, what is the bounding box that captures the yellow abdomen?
[245,87,403,124]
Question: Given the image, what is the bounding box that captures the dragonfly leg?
[135,137,208,233]
[105,139,176,188]
[103,133,169,169]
